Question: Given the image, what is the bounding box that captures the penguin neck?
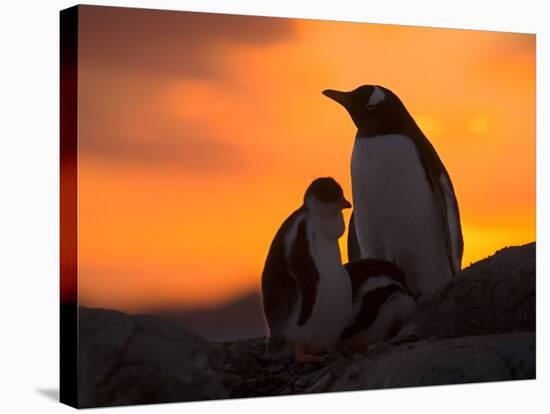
[305,212,344,265]
[303,199,345,243]
[356,127,408,139]
[355,113,423,140]
[308,216,341,242]
[356,128,372,139]
[309,226,343,266]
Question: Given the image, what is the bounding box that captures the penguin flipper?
[289,220,320,326]
[432,171,464,275]
[262,261,297,339]
[413,127,464,276]
[261,210,303,340]
[347,211,361,262]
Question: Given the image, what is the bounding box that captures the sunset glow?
[75,6,535,312]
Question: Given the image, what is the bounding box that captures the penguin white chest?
[308,235,352,349]
[287,218,352,351]
[351,134,452,296]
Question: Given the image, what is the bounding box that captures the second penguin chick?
[262,177,353,362]
[341,258,416,350]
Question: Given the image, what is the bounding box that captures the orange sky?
[75,6,536,312]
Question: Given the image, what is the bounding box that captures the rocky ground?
[76,242,536,407]
[223,332,534,397]
[77,309,227,407]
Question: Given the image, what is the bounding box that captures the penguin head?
[304,177,351,239]
[322,85,410,135]
[304,177,351,210]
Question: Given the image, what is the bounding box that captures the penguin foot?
[294,353,327,363]
[337,336,367,354]
[294,346,329,363]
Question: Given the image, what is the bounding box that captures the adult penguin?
[323,85,464,299]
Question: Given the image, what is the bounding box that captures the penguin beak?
[322,89,351,108]
[339,198,352,209]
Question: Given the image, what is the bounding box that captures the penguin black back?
[342,258,413,340]
[261,208,303,337]
[261,207,323,348]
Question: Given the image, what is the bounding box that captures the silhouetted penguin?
[323,85,464,299]
[261,177,353,362]
[341,258,416,348]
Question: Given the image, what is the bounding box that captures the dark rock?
[330,332,535,391]
[395,243,535,342]
[77,308,134,407]
[306,372,331,393]
[223,373,243,388]
[265,362,286,375]
[78,308,226,408]
[230,353,261,373]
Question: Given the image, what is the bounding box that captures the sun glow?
[74,7,535,311]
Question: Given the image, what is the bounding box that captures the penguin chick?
[261,177,353,362]
[340,258,416,351]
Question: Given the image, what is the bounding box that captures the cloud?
[78,5,296,78]
[79,115,243,173]
[491,32,535,55]
[77,62,246,174]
